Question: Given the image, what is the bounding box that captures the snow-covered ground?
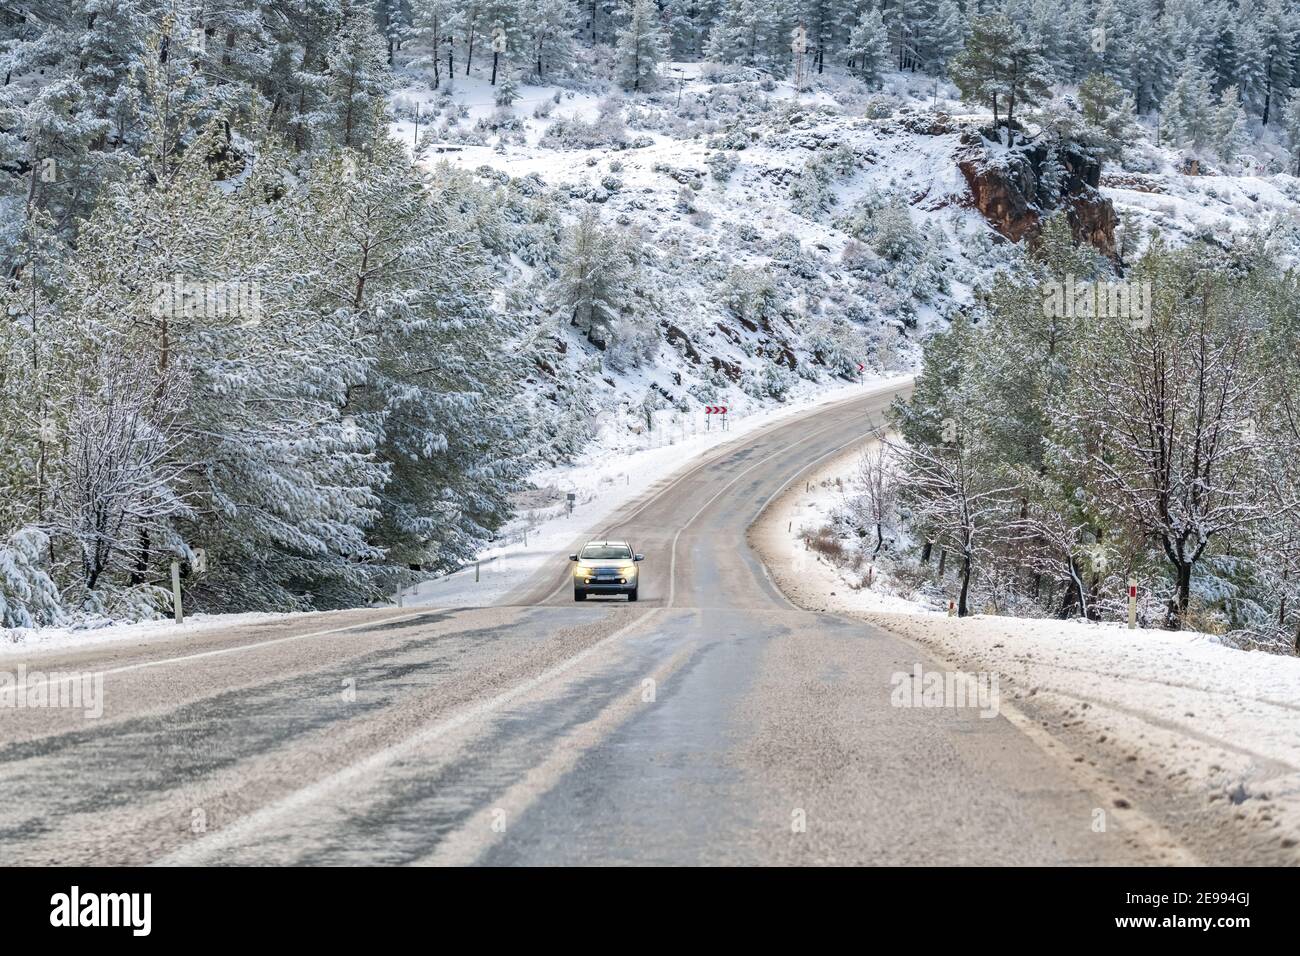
[872,612,1300,859]
[751,435,932,615]
[0,610,310,658]
[754,430,1300,860]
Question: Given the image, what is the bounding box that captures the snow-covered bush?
[0,528,64,629]
[705,150,739,182]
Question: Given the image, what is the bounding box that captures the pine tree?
[291,143,526,574]
[847,7,890,83]
[883,0,926,71]
[1283,93,1300,173]
[519,0,575,79]
[554,210,632,348]
[305,3,393,149]
[1242,0,1294,126]
[950,14,1053,144]
[1079,72,1137,160]
[923,0,967,73]
[616,0,668,91]
[1212,84,1249,162]
[1162,60,1217,153]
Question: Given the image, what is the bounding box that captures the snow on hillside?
[390,65,994,425]
[389,60,1300,463]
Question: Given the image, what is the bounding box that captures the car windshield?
[580,544,632,560]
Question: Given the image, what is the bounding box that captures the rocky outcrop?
[957,131,1117,259]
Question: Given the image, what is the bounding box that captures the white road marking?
[413,639,695,866]
[155,608,664,865]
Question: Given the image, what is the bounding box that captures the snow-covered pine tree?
[1162,59,1217,154]
[288,141,526,576]
[847,7,889,83]
[1078,71,1138,160]
[923,0,967,74]
[615,0,668,91]
[1212,84,1249,162]
[1242,0,1298,126]
[553,209,632,349]
[301,2,393,149]
[883,0,926,71]
[519,0,575,80]
[950,13,1053,144]
[1283,93,1300,173]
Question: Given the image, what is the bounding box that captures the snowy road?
[0,381,1225,865]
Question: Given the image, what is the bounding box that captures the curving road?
[0,381,1174,865]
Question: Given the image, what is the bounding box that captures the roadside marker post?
[566,491,576,515]
[1128,578,1137,629]
[171,560,184,624]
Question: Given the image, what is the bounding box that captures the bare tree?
[891,431,1019,617]
[849,440,898,556]
[1059,274,1273,628]
[48,356,195,593]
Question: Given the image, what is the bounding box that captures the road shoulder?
[749,436,1300,865]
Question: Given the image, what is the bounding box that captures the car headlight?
[621,565,636,576]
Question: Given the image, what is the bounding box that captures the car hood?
[576,559,633,569]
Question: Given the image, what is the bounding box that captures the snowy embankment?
[0,610,311,658]
[754,435,1300,861]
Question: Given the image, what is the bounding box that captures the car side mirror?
[634,554,644,562]
[569,553,579,562]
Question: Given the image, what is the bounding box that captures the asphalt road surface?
[0,382,1182,865]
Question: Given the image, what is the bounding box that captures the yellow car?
[569,540,644,602]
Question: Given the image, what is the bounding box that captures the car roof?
[584,540,630,547]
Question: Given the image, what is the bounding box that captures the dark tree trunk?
[958,554,972,616]
[920,541,932,563]
[1167,561,1192,629]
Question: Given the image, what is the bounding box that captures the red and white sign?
[704,405,728,415]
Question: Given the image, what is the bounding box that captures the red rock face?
[956,131,1118,259]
